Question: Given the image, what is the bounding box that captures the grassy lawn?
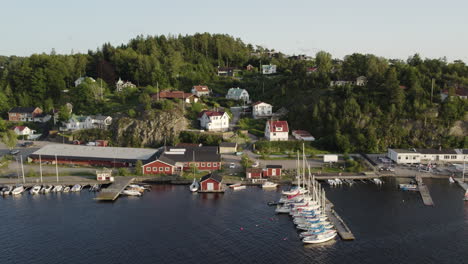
[238,118,265,137]
[181,171,210,180]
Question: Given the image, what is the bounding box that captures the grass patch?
[238,118,265,137]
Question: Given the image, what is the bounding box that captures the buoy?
[240,227,244,231]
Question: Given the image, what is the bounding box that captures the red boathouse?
[199,174,224,192]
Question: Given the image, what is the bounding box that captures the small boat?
[334,178,342,185]
[449,177,455,184]
[128,184,145,192]
[52,185,63,192]
[63,186,70,192]
[229,183,242,188]
[89,184,100,192]
[189,179,199,192]
[262,181,278,189]
[373,178,383,185]
[1,185,13,195]
[11,186,25,195]
[41,185,53,193]
[302,231,337,244]
[30,185,42,195]
[267,201,279,206]
[122,190,142,196]
[399,184,418,191]
[233,185,246,190]
[327,179,336,186]
[71,184,82,192]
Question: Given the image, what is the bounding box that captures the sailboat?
[11,185,25,195]
[30,185,42,195]
[189,179,199,192]
[449,177,455,183]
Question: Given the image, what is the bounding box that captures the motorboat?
[302,231,337,244]
[449,177,455,183]
[300,229,336,238]
[229,183,242,188]
[334,178,342,185]
[327,179,336,186]
[275,205,291,214]
[89,184,101,192]
[189,179,199,192]
[232,185,246,190]
[373,178,383,185]
[11,185,25,195]
[71,184,82,192]
[30,185,42,195]
[122,189,142,196]
[1,185,13,195]
[399,184,418,191]
[63,186,70,192]
[41,185,53,193]
[262,181,278,189]
[52,185,63,192]
[128,184,146,192]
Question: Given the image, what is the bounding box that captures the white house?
[115,77,136,92]
[262,64,277,75]
[265,120,289,141]
[252,101,273,119]
[330,76,367,87]
[60,115,112,131]
[74,77,96,87]
[198,111,230,132]
[191,85,210,97]
[12,126,35,138]
[226,88,249,103]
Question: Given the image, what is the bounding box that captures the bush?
[117,168,131,176]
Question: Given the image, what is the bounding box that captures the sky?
[1,0,467,62]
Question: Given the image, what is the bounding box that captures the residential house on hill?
[440,87,467,101]
[265,120,289,141]
[306,67,318,74]
[226,88,249,103]
[252,101,273,119]
[198,110,230,132]
[330,76,367,87]
[191,85,210,97]
[115,77,136,92]
[142,146,222,175]
[60,115,112,131]
[217,67,240,77]
[12,126,35,139]
[262,64,277,75]
[153,90,199,103]
[8,107,50,123]
[74,76,95,87]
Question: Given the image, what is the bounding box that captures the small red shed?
[246,168,263,179]
[199,174,224,192]
[263,165,282,177]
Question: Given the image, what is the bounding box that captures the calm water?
[0,178,467,264]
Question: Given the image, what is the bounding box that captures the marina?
[95,177,135,201]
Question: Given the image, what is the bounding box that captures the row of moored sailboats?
[0,184,101,196]
[327,178,383,186]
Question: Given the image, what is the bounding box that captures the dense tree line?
[0,34,466,152]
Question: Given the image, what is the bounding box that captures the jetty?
[415,175,434,206]
[454,178,468,191]
[95,177,134,201]
[325,201,355,240]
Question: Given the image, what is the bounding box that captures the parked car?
[9,150,20,155]
[235,152,243,156]
[21,142,33,147]
[252,161,259,168]
[229,163,236,169]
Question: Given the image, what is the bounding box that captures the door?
[207,182,214,191]
[271,169,276,176]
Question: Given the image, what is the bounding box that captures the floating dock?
[454,178,468,191]
[95,177,134,201]
[325,201,355,240]
[415,176,434,206]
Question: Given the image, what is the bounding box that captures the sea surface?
[0,178,467,264]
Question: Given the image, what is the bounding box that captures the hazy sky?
[1,0,467,61]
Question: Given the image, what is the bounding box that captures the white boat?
[233,185,246,190]
[189,179,199,192]
[300,229,336,238]
[399,184,418,191]
[262,181,278,189]
[71,184,82,192]
[128,184,145,192]
[302,231,337,244]
[89,184,100,192]
[11,186,25,195]
[1,186,13,195]
[52,185,63,192]
[41,185,53,193]
[334,178,342,185]
[63,186,70,192]
[373,178,383,185]
[122,190,142,196]
[30,185,42,195]
[449,177,455,183]
[229,183,242,188]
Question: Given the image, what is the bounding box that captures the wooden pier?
[415,175,434,206]
[454,178,468,191]
[325,201,355,241]
[95,177,134,201]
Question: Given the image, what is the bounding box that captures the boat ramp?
[415,175,434,206]
[95,177,134,201]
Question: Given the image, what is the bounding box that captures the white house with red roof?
[12,126,35,138]
[265,120,289,141]
[252,101,273,119]
[191,85,210,97]
[198,110,230,131]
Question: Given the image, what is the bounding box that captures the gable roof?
[219,142,237,148]
[227,88,247,97]
[441,88,468,97]
[9,107,39,113]
[198,110,225,118]
[266,165,282,169]
[192,85,209,92]
[200,173,223,183]
[13,126,28,131]
[252,101,271,106]
[416,148,457,155]
[267,120,289,133]
[246,168,263,174]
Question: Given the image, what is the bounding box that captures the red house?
[142,146,221,175]
[262,165,282,177]
[8,107,43,122]
[199,174,224,192]
[246,168,263,179]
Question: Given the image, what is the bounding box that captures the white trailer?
[323,154,338,163]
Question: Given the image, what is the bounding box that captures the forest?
[0,33,466,152]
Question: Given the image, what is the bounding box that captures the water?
[0,178,466,264]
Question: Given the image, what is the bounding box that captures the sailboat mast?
[20,155,25,184]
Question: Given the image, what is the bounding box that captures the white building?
[12,126,35,138]
[252,101,273,119]
[74,77,96,87]
[265,120,289,141]
[387,149,421,164]
[226,88,249,103]
[330,76,367,87]
[115,77,136,92]
[60,115,112,131]
[191,85,210,97]
[387,148,468,164]
[262,64,277,75]
[198,111,230,131]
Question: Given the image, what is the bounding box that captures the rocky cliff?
[112,108,188,147]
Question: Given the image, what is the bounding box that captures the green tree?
[1,130,18,150]
[135,160,143,175]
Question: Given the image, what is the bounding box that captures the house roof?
[306,67,318,72]
[198,110,225,118]
[416,148,458,155]
[192,85,209,92]
[227,88,247,97]
[266,165,282,169]
[246,168,263,174]
[252,101,271,106]
[389,149,419,154]
[293,130,313,137]
[90,115,111,121]
[441,88,468,97]
[176,143,203,147]
[200,173,223,183]
[267,120,289,133]
[9,107,39,113]
[155,146,221,166]
[13,126,28,131]
[219,142,237,148]
[157,91,195,100]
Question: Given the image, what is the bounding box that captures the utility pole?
[20,155,25,184]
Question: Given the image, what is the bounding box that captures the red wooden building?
[246,168,263,179]
[263,165,282,177]
[8,107,43,122]
[199,174,224,192]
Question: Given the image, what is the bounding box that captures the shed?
[219,142,238,154]
[246,168,263,179]
[199,174,224,192]
[263,165,282,177]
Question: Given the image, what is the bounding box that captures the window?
[165,167,169,171]
[405,156,408,160]
[146,167,151,171]
[153,167,157,171]
[451,155,457,159]
[207,162,211,167]
[201,163,205,167]
[159,167,163,171]
[196,163,199,167]
[213,163,218,167]
[444,155,450,159]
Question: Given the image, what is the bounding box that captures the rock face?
[113,108,188,147]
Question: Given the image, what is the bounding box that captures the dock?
[95,177,134,201]
[415,175,434,206]
[325,201,355,240]
[454,178,468,191]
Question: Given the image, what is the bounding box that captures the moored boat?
[302,231,337,244]
[232,185,246,190]
[122,189,142,196]
[41,185,53,193]
[63,186,70,192]
[71,184,82,192]
[449,177,455,183]
[52,185,63,192]
[30,185,42,195]
[12,185,25,195]
[399,184,418,191]
[373,178,383,185]
[1,185,13,195]
[262,181,278,189]
[189,179,199,192]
